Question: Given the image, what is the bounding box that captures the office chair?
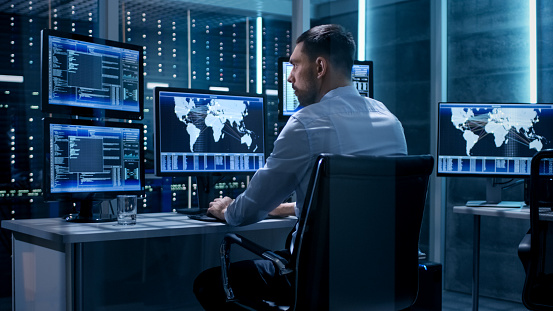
[220,153,434,310]
[518,149,553,310]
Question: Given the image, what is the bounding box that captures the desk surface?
[453,205,553,221]
[453,205,530,220]
[1,213,297,244]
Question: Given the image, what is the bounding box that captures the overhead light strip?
[256,17,263,94]
[147,82,169,89]
[530,0,537,103]
[0,75,24,83]
[358,0,366,61]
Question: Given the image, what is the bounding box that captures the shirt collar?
[319,85,358,102]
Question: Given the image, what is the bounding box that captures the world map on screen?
[173,96,258,152]
[450,107,545,156]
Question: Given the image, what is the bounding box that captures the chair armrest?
[220,233,292,301]
[518,232,531,273]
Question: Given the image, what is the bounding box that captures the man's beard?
[295,72,318,107]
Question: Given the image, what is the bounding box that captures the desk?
[453,206,534,311]
[2,213,297,311]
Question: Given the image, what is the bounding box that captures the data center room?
[0,0,551,310]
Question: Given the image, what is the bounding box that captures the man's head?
[287,24,356,106]
[296,24,356,77]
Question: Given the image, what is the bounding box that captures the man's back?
[278,85,407,216]
[225,85,407,226]
[293,85,407,158]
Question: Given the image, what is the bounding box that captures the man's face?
[287,42,318,107]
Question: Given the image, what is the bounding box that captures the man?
[193,24,407,309]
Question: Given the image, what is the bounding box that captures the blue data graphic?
[437,103,553,176]
[157,90,266,173]
[48,35,140,112]
[49,123,142,193]
[351,62,372,98]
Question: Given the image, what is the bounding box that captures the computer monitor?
[351,61,374,98]
[154,87,266,212]
[41,29,144,120]
[278,57,373,121]
[43,118,145,222]
[278,57,300,119]
[437,102,553,205]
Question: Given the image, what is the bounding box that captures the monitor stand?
[65,199,117,223]
[176,176,216,215]
[466,178,526,208]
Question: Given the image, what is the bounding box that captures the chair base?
[411,261,442,311]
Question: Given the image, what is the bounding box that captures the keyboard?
[188,213,288,223]
[188,213,225,222]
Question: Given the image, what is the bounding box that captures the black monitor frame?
[436,102,553,206]
[153,87,267,214]
[41,29,144,120]
[277,57,300,121]
[43,118,145,221]
[277,57,374,121]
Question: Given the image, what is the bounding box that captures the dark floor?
[1,290,525,310]
[442,290,524,311]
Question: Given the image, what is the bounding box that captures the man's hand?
[207,196,234,221]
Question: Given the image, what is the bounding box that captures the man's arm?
[224,117,311,226]
[209,200,295,221]
[269,202,296,217]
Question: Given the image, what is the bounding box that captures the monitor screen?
[437,102,553,177]
[154,87,266,176]
[278,58,374,120]
[43,118,145,200]
[41,29,144,120]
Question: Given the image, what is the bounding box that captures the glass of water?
[117,195,137,225]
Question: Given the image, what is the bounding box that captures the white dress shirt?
[225,85,408,231]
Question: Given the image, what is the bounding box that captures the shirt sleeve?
[224,116,312,226]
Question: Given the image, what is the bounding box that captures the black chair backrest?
[523,149,553,310]
[292,154,434,311]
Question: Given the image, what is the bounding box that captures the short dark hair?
[296,24,356,77]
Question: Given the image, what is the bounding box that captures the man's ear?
[315,57,327,79]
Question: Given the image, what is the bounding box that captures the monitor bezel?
[277,58,374,121]
[153,87,268,177]
[436,101,553,178]
[41,29,144,120]
[42,117,146,202]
